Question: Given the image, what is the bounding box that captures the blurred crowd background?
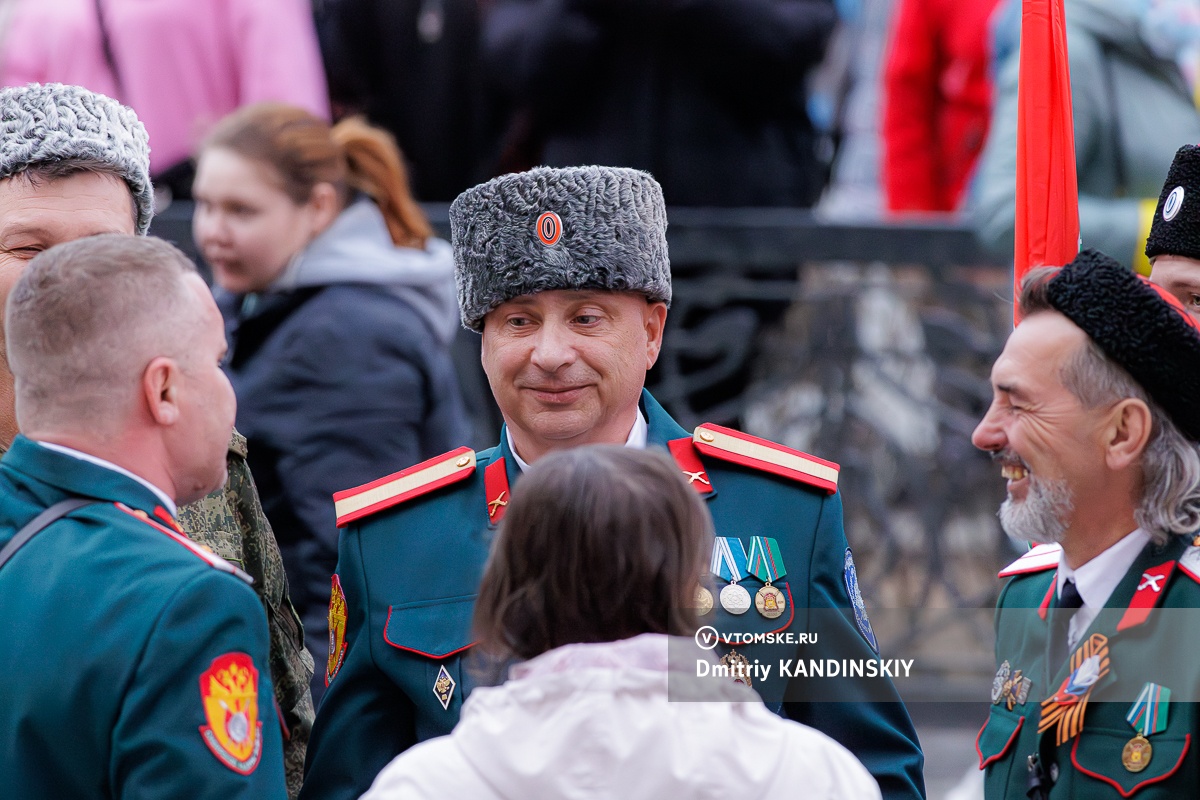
[6,1,1198,793]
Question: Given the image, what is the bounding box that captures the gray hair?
[6,234,198,434]
[1061,336,1200,543]
[0,83,152,234]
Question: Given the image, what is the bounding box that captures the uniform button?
[1049,763,1059,782]
[699,429,715,443]
[455,455,471,468]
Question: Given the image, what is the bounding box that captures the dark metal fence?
[152,202,1017,700]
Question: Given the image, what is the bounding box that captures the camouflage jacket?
[179,430,315,799]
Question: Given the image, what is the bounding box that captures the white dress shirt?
[1056,527,1151,650]
[506,409,649,472]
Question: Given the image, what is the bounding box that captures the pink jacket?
[1,0,329,174]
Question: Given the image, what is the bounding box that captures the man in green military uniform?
[973,250,1200,797]
[0,82,313,797]
[0,234,286,798]
[302,166,925,800]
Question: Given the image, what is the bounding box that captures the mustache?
[989,449,1030,471]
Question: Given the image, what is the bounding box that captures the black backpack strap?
[0,497,97,571]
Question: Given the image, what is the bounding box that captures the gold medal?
[720,649,752,688]
[719,582,752,615]
[755,584,786,619]
[695,586,714,615]
[1122,735,1152,772]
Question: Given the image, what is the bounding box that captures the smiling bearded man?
[973,249,1200,799]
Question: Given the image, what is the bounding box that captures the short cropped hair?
[472,446,714,664]
[6,234,198,432]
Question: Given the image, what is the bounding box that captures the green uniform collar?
[494,389,690,482]
[2,434,169,516]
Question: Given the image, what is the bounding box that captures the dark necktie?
[1049,579,1084,670]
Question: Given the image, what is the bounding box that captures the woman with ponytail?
[193,103,470,700]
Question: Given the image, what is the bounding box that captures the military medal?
[991,661,1009,704]
[721,649,752,688]
[747,536,787,619]
[1123,736,1152,773]
[712,537,751,615]
[433,664,456,711]
[696,584,714,615]
[991,660,1032,710]
[1122,682,1171,772]
[1038,633,1110,746]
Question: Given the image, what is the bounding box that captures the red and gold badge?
[198,652,262,774]
[327,575,348,685]
[536,211,562,246]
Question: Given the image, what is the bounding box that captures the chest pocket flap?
[383,594,476,659]
[977,705,1025,769]
[1071,730,1190,797]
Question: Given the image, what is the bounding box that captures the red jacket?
[882,0,1001,212]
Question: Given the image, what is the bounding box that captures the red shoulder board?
[998,543,1062,578]
[333,447,476,528]
[114,502,253,584]
[691,423,839,495]
[1178,545,1200,584]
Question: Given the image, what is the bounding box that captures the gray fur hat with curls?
[449,165,671,331]
[0,83,152,235]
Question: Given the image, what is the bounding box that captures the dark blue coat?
[301,391,925,800]
[217,283,470,681]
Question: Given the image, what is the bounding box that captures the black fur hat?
[1047,248,1200,442]
[1146,145,1200,262]
[450,166,671,332]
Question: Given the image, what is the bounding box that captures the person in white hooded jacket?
[191,104,470,703]
[359,446,882,800]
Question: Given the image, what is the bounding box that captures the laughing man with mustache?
[974,250,1200,799]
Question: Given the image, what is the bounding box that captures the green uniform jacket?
[980,536,1200,798]
[179,430,315,799]
[302,391,925,800]
[0,435,287,799]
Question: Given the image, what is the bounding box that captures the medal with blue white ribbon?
[1122,682,1170,772]
[747,536,787,619]
[712,537,752,615]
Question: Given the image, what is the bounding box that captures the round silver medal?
[720,582,752,615]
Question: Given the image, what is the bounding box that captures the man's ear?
[1105,397,1153,471]
[142,356,181,426]
[644,301,668,369]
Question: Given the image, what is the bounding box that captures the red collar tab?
[1038,577,1056,621]
[667,437,713,495]
[691,423,838,494]
[153,505,183,533]
[1117,561,1176,632]
[484,458,510,525]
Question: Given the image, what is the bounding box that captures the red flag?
[1014,0,1079,322]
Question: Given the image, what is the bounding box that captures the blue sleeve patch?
[844,547,879,653]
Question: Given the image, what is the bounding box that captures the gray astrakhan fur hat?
[450,165,671,331]
[0,83,152,235]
